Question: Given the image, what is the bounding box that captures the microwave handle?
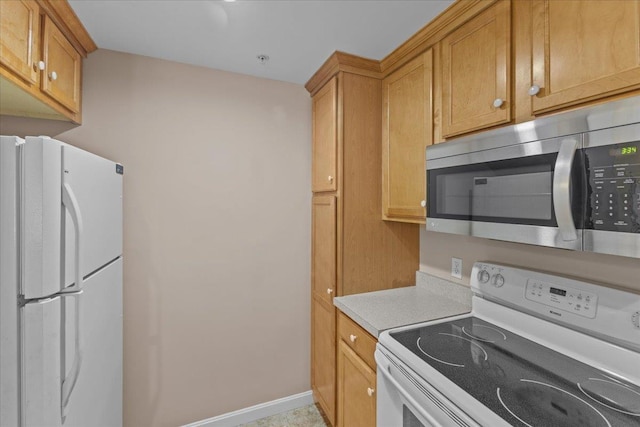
[553,138,578,241]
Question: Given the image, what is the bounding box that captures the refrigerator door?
[62,258,123,427]
[22,260,123,427]
[21,137,62,299]
[60,141,123,289]
[21,296,63,427]
[21,137,122,298]
[1,136,20,427]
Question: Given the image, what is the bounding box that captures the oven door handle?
[375,350,441,427]
[553,138,579,241]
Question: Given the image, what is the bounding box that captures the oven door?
[375,347,480,427]
[426,136,584,250]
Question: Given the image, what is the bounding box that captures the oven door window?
[428,153,567,226]
[404,405,428,427]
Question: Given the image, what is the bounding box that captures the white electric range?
[376,262,640,427]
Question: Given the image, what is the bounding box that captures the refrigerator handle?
[60,290,83,421]
[61,182,84,293]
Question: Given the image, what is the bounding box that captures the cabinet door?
[312,76,338,193]
[0,0,40,85]
[311,296,336,426]
[337,341,376,427]
[441,1,510,138]
[312,195,337,304]
[41,16,81,113]
[530,0,640,114]
[382,50,432,223]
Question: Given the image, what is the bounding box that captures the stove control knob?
[477,270,490,284]
[632,311,640,329]
[492,274,505,288]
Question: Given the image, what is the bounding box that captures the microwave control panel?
[586,141,640,233]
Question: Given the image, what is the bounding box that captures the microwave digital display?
[609,145,638,157]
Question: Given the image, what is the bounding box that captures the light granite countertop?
[333,271,473,338]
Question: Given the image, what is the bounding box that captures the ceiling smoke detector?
[256,54,270,65]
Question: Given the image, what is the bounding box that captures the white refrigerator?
[1,136,123,426]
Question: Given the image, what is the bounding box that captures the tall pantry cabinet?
[307,53,419,426]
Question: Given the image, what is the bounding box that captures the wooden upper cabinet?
[0,0,95,123]
[441,0,511,138]
[312,77,338,193]
[0,0,40,85]
[382,50,432,223]
[528,0,640,114]
[312,195,337,305]
[41,15,81,113]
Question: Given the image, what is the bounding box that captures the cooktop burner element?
[579,378,640,416]
[498,379,611,427]
[390,317,640,426]
[462,323,507,342]
[416,333,487,368]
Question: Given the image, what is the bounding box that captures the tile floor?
[239,404,327,427]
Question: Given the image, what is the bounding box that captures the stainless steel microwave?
[426,96,640,259]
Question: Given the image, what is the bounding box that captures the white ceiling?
[68,0,454,85]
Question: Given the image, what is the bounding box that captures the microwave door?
[427,136,583,251]
[472,173,554,220]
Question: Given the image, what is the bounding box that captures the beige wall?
[2,49,312,426]
[420,229,640,293]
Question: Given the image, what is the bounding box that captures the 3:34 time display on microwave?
[609,145,638,156]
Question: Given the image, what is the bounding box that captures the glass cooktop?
[390,317,640,427]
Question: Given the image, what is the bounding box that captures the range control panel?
[470,262,640,352]
[525,280,598,319]
[586,141,640,233]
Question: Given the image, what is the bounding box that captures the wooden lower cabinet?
[337,313,377,427]
[311,295,336,424]
[338,341,376,427]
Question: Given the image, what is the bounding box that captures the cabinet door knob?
[420,200,426,208]
[326,288,333,295]
[49,71,58,81]
[328,176,333,182]
[528,84,541,96]
[349,334,357,343]
[367,387,375,397]
[34,61,45,71]
[493,98,504,108]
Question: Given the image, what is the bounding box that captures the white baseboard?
[182,391,315,427]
